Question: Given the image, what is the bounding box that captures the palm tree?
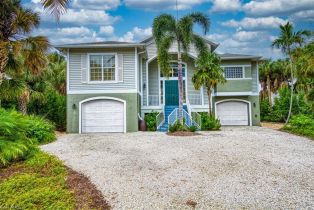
[45,53,66,95]
[0,0,49,83]
[192,52,225,115]
[259,60,273,106]
[153,12,210,122]
[272,22,311,124]
[40,0,69,19]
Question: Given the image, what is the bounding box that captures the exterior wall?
[141,57,147,106]
[216,59,259,94]
[212,95,260,126]
[67,93,139,133]
[68,48,136,92]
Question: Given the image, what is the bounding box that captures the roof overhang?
[55,43,146,49]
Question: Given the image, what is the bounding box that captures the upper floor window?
[224,66,244,79]
[160,63,186,77]
[89,54,116,82]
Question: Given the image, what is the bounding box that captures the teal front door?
[165,80,179,105]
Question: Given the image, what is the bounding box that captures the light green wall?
[212,95,260,126]
[67,93,139,133]
[217,80,252,92]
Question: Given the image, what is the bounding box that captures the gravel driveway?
[42,127,314,209]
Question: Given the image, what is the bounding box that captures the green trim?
[67,93,139,133]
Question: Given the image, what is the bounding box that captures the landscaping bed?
[0,151,110,210]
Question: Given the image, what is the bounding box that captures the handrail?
[156,105,165,130]
[191,112,201,129]
[168,108,178,128]
[182,109,193,127]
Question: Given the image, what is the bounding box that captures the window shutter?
[81,54,88,83]
[117,54,124,82]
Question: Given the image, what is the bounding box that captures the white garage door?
[81,99,124,133]
[216,101,249,125]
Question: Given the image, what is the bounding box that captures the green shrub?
[0,151,75,209]
[28,89,66,131]
[25,115,56,144]
[144,111,159,131]
[168,120,196,133]
[261,88,312,122]
[0,108,56,167]
[200,113,221,131]
[283,115,314,139]
[189,125,197,132]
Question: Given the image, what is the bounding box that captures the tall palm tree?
[272,22,311,124]
[192,52,225,115]
[153,12,210,122]
[0,0,49,83]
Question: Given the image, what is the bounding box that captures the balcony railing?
[148,95,159,106]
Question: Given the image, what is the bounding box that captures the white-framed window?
[160,63,186,77]
[89,54,117,82]
[224,66,244,79]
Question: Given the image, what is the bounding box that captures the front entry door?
[165,80,179,105]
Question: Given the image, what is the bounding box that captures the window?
[89,54,116,82]
[224,67,243,79]
[160,63,185,77]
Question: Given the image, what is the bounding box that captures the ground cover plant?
[144,111,159,131]
[0,150,110,210]
[282,115,314,140]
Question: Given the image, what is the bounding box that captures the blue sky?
[23,0,314,59]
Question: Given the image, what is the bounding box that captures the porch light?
[143,83,146,90]
[72,104,76,109]
[253,102,256,108]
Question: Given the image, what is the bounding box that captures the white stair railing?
[182,109,193,127]
[156,105,165,130]
[168,108,178,127]
[186,99,201,130]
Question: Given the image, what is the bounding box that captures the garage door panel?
[217,101,249,126]
[81,99,125,133]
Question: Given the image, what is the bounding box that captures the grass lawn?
[0,150,110,210]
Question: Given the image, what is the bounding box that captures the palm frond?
[41,0,69,19]
[189,12,210,34]
[152,14,176,47]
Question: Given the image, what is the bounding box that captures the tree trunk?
[285,60,294,125]
[177,40,184,124]
[207,87,212,116]
[0,43,8,84]
[267,75,272,106]
[18,91,29,115]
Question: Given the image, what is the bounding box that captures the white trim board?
[79,96,127,134]
[213,92,259,96]
[68,89,137,94]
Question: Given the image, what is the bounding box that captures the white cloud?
[290,10,314,21]
[99,26,115,36]
[206,33,228,42]
[211,0,241,12]
[118,27,152,42]
[243,0,314,16]
[222,17,288,29]
[124,0,208,10]
[57,9,120,25]
[232,31,260,42]
[72,0,120,10]
[35,27,105,44]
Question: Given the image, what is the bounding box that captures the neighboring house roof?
[218,53,262,60]
[55,41,145,49]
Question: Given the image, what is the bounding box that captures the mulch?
[66,167,111,210]
[167,131,200,136]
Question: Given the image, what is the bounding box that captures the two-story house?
[57,36,261,133]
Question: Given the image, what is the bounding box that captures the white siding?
[148,60,159,96]
[142,58,147,106]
